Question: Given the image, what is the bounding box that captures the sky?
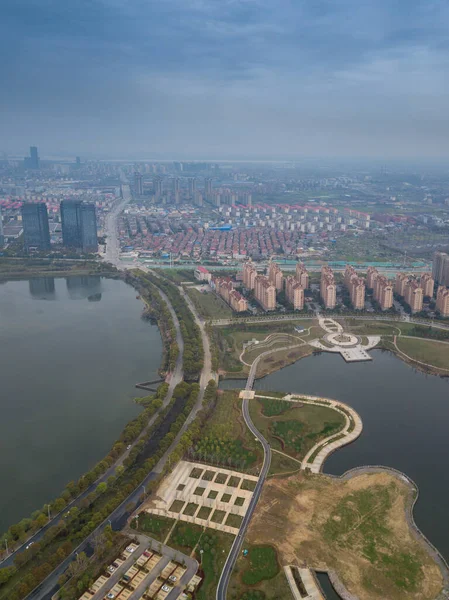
[2,0,449,159]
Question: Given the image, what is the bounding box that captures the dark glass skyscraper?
[24,146,40,169]
[80,203,98,252]
[61,200,82,248]
[21,203,51,249]
[60,200,98,252]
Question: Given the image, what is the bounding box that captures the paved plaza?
[310,318,379,362]
[146,461,258,534]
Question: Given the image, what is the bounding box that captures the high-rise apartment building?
[242,261,257,290]
[0,206,4,247]
[188,178,196,197]
[373,275,393,310]
[153,177,163,199]
[204,178,212,198]
[295,263,309,289]
[79,203,98,252]
[436,286,449,317]
[21,203,50,250]
[267,260,283,291]
[285,275,305,310]
[395,272,409,296]
[344,265,365,309]
[420,272,435,297]
[432,252,449,286]
[61,200,98,252]
[254,275,276,311]
[366,266,379,290]
[404,280,424,313]
[134,172,143,196]
[320,266,336,309]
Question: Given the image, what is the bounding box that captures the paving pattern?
[146,460,258,534]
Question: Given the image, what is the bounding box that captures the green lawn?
[186,287,233,319]
[396,337,449,370]
[137,513,175,541]
[249,398,345,460]
[196,530,234,600]
[240,545,280,585]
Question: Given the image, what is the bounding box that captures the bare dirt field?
[247,471,443,600]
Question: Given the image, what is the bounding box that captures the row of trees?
[138,272,204,379]
[124,271,179,374]
[0,381,206,600]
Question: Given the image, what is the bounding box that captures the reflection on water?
[0,276,162,532]
[66,275,102,300]
[29,277,56,300]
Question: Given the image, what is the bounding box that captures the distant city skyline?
[2,1,449,159]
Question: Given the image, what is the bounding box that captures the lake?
[222,349,449,565]
[0,276,162,533]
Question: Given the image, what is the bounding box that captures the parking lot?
[78,535,200,600]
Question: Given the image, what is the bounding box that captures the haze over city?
[2,0,449,159]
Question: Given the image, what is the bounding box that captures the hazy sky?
[2,0,449,159]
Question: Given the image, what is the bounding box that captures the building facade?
[285,275,305,310]
[295,263,309,288]
[436,286,449,317]
[267,260,284,291]
[320,266,336,309]
[61,200,98,252]
[420,272,434,297]
[373,275,393,310]
[432,252,449,286]
[395,272,409,297]
[366,266,379,290]
[254,275,276,311]
[344,265,366,310]
[21,203,51,250]
[242,261,257,290]
[404,279,424,313]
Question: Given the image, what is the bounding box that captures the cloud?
[1,0,449,157]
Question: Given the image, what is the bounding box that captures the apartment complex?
[373,274,394,310]
[420,272,435,297]
[295,263,309,289]
[285,275,305,310]
[267,260,284,291]
[212,276,248,312]
[366,266,379,290]
[254,275,276,311]
[320,266,336,309]
[404,279,424,313]
[242,260,258,290]
[344,265,366,310]
[432,252,449,286]
[436,286,449,317]
[395,272,409,297]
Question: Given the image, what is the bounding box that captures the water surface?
[0,277,162,532]
[222,350,449,562]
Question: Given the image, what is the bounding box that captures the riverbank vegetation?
[135,270,204,380]
[0,258,116,281]
[248,471,444,600]
[395,337,449,371]
[0,381,202,600]
[186,286,233,319]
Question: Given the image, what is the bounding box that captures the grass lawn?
[168,522,203,554]
[249,398,345,460]
[197,507,212,520]
[196,530,235,600]
[186,287,233,319]
[268,452,301,477]
[396,337,449,370]
[183,502,199,517]
[257,344,313,377]
[229,544,293,600]
[137,513,175,541]
[191,390,263,474]
[169,500,185,513]
[225,514,244,529]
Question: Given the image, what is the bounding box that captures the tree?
[96,482,108,495]
[67,552,89,578]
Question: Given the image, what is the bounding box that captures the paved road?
[210,314,449,330]
[104,172,132,267]
[216,354,272,600]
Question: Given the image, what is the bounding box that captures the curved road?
[216,354,272,600]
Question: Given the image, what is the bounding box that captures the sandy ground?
[247,472,443,600]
